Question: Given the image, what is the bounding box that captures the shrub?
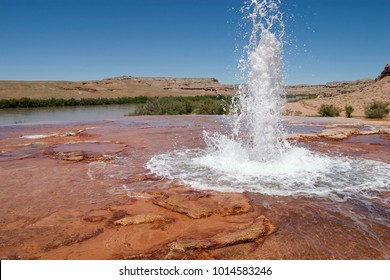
[318,104,341,117]
[0,95,233,115]
[294,110,302,116]
[283,110,302,116]
[0,96,151,109]
[364,101,389,119]
[133,95,231,115]
[345,105,354,118]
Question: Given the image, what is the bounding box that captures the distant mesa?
[0,75,236,100]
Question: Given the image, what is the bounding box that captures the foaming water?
[146,147,390,202]
[146,0,390,203]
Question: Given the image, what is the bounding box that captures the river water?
[0,97,306,127]
[0,104,137,126]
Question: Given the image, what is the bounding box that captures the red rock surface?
[0,116,389,259]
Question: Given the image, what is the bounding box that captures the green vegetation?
[364,101,389,119]
[345,105,354,118]
[318,104,341,117]
[0,95,233,115]
[0,96,149,109]
[132,95,232,115]
[284,109,302,116]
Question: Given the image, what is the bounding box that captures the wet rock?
[379,128,390,135]
[125,253,156,260]
[22,134,57,139]
[3,115,388,260]
[45,142,125,161]
[82,215,107,223]
[127,174,164,182]
[168,216,273,252]
[317,127,360,140]
[287,133,319,141]
[288,127,363,141]
[0,143,47,161]
[44,228,104,251]
[48,151,113,162]
[114,214,166,226]
[21,129,84,139]
[153,187,251,219]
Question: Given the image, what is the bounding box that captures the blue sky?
[1,0,389,85]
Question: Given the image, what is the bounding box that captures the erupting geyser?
[147,0,389,204]
[230,0,288,162]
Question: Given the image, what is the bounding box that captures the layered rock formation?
[285,78,374,97]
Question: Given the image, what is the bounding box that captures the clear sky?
[1,0,389,85]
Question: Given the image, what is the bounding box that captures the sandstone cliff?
[285,78,374,97]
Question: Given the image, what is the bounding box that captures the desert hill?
[286,63,390,117]
[0,75,378,101]
[0,76,235,100]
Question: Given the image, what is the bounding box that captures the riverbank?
[1,70,388,118]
